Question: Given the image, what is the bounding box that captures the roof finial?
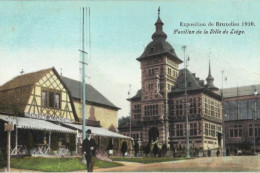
[60,68,63,76]
[208,51,212,76]
[158,6,160,17]
[20,69,24,75]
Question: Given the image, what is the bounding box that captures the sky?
[0,0,260,119]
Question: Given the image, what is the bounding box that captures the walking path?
[3,155,260,172]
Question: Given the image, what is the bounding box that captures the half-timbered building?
[0,67,77,156]
[0,67,131,156]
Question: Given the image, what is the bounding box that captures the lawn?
[11,157,123,172]
[111,157,187,164]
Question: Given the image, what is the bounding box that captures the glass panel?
[49,92,54,107]
[55,93,60,108]
[42,91,47,106]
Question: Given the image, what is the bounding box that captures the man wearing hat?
[82,129,97,172]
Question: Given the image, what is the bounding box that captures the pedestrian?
[216,149,220,157]
[82,129,97,172]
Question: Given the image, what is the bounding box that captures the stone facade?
[119,10,223,153]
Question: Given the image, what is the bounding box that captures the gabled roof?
[61,77,120,110]
[0,68,78,121]
[220,84,260,98]
[0,68,52,91]
[170,68,221,100]
[128,89,142,101]
[171,68,204,93]
[0,68,53,115]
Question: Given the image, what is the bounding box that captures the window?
[205,123,209,135]
[42,89,61,109]
[230,124,242,137]
[190,123,197,136]
[168,84,171,91]
[49,92,54,107]
[176,124,183,136]
[42,91,47,106]
[55,93,60,108]
[144,105,158,116]
[168,68,172,75]
[249,124,260,137]
[210,124,215,137]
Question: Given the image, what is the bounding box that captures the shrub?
[153,144,159,157]
[51,133,59,151]
[143,144,150,157]
[0,147,7,168]
[107,139,113,151]
[68,134,76,154]
[161,144,168,157]
[121,142,127,156]
[134,141,139,157]
[24,131,35,151]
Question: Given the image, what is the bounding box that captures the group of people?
[82,129,97,172]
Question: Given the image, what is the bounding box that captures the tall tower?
[136,8,183,145]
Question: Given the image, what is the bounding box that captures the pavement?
[2,155,260,172]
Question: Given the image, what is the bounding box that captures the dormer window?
[150,47,155,53]
[42,89,61,109]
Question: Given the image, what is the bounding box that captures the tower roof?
[205,61,218,90]
[137,8,182,64]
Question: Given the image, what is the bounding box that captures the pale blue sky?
[0,0,259,118]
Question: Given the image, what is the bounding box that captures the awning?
[63,122,131,139]
[0,114,76,133]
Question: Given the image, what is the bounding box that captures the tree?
[121,142,127,156]
[153,144,159,157]
[134,141,139,157]
[118,116,130,127]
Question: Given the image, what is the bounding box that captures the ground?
[5,155,260,172]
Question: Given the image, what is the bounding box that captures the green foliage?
[0,147,7,168]
[153,144,159,157]
[68,134,76,153]
[111,157,187,164]
[11,157,123,172]
[134,141,139,156]
[118,116,130,127]
[121,142,127,155]
[24,131,35,151]
[107,139,113,150]
[161,144,168,157]
[143,144,150,157]
[51,133,59,151]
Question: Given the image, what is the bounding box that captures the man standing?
[83,129,97,172]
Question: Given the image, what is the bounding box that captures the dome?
[138,39,177,59]
[137,10,182,64]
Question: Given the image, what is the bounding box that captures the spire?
[208,60,212,77]
[152,7,167,40]
[206,60,216,90]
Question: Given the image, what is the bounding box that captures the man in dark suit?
[82,129,97,172]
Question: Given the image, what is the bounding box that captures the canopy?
[63,122,131,139]
[0,114,76,133]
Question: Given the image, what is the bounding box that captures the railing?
[11,145,28,155]
[32,144,50,155]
